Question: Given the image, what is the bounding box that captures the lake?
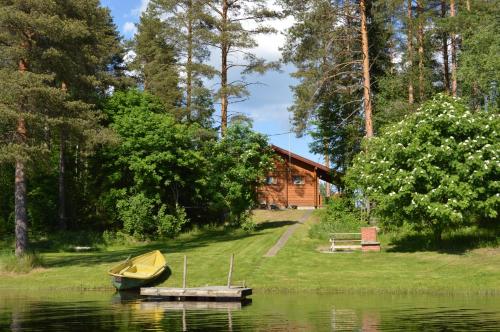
[1,291,499,331]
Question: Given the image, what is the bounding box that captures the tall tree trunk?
[441,1,450,93]
[186,0,193,122]
[450,0,458,97]
[360,0,373,138]
[417,0,425,101]
[220,0,229,136]
[15,59,29,257]
[466,0,470,12]
[407,0,414,105]
[58,131,67,230]
[324,139,330,198]
[58,82,68,231]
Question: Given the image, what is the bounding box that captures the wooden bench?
[329,233,362,252]
[329,228,381,252]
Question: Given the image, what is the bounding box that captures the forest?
[0,0,498,258]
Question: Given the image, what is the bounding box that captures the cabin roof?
[271,145,339,184]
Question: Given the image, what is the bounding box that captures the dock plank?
[140,286,252,300]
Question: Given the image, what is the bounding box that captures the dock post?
[183,255,187,289]
[227,254,234,288]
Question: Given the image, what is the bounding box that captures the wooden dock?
[141,254,252,302]
[140,286,252,301]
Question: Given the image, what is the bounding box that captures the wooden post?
[314,167,318,208]
[183,255,187,289]
[285,163,289,208]
[227,254,234,288]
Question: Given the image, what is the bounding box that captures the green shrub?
[116,194,187,239]
[157,205,188,238]
[348,94,499,240]
[117,193,156,238]
[309,196,364,240]
[0,252,44,274]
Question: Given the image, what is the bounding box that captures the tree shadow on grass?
[387,228,499,254]
[43,228,266,269]
[255,220,297,231]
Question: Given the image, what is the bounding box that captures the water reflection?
[0,291,499,331]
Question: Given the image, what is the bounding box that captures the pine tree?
[0,0,124,247]
[449,0,457,96]
[281,0,391,176]
[136,0,216,124]
[0,0,73,255]
[360,0,373,138]
[133,8,181,110]
[440,0,450,93]
[204,0,280,135]
[49,0,125,230]
[408,0,415,104]
[455,0,500,108]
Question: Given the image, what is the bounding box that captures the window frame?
[265,176,278,185]
[292,175,305,185]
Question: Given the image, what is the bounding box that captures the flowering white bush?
[348,94,499,240]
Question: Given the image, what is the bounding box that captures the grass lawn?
[0,209,499,294]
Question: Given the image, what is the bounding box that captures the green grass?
[0,252,44,274]
[0,209,499,295]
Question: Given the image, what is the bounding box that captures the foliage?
[280,0,391,179]
[207,123,274,225]
[157,205,188,238]
[347,94,499,240]
[309,195,363,240]
[203,0,280,131]
[457,0,500,109]
[135,0,216,124]
[100,90,207,238]
[133,8,181,109]
[116,194,188,239]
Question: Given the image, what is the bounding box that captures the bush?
[117,193,156,238]
[0,252,44,274]
[157,205,188,238]
[117,194,187,239]
[348,94,499,240]
[309,195,364,240]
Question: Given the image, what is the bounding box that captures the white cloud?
[248,15,295,61]
[123,22,137,36]
[131,0,150,17]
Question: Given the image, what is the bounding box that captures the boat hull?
[111,274,164,291]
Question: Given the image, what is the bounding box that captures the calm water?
[1,291,499,331]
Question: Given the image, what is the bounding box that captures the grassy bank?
[1,209,499,295]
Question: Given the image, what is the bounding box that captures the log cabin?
[258,145,339,209]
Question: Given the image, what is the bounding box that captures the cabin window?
[292,175,305,185]
[265,176,277,185]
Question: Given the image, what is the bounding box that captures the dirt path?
[263,210,314,257]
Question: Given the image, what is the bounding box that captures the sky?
[100,0,322,164]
